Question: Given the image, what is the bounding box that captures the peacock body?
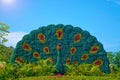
[10,24,110,73]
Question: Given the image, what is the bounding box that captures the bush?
[0,44,13,62]
[0,59,120,79]
[65,63,106,76]
[0,59,56,79]
[17,59,56,77]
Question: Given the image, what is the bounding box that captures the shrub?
[65,63,106,76]
[0,59,56,79]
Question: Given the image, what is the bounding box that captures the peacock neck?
[56,50,61,63]
[55,44,65,74]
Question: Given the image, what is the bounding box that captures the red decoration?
[33,52,40,59]
[58,31,62,37]
[66,58,71,64]
[90,46,99,54]
[74,34,82,43]
[43,46,50,54]
[70,47,76,55]
[93,59,103,66]
[45,48,48,52]
[22,43,32,51]
[56,29,63,40]
[81,54,89,60]
[15,57,24,63]
[37,33,46,43]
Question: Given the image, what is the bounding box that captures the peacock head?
[56,43,61,51]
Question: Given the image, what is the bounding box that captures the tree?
[107,52,115,64]
[0,22,9,44]
[114,51,120,67]
[0,44,14,62]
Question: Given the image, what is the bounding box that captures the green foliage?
[107,51,120,67]
[0,44,13,62]
[114,51,120,67]
[0,59,56,79]
[0,59,120,79]
[65,63,106,76]
[90,65,106,76]
[107,52,116,64]
[0,62,19,80]
[0,22,9,44]
[19,76,118,80]
[107,51,120,73]
[17,59,55,77]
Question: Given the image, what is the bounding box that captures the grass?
[19,76,120,80]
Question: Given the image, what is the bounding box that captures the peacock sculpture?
[10,24,110,74]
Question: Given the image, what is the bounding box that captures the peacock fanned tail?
[10,24,110,74]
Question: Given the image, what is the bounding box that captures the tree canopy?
[0,22,9,44]
[107,51,120,68]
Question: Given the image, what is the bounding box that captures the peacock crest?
[10,24,110,73]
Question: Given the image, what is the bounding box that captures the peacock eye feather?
[66,58,71,64]
[93,59,103,66]
[56,29,63,40]
[37,33,46,43]
[81,54,89,60]
[74,33,82,43]
[43,46,50,55]
[70,47,76,55]
[90,46,99,54]
[15,57,24,63]
[22,43,32,51]
[33,51,40,59]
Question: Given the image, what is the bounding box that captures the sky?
[0,0,120,52]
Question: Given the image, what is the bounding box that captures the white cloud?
[4,32,27,47]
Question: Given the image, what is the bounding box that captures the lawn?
[19,76,120,80]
